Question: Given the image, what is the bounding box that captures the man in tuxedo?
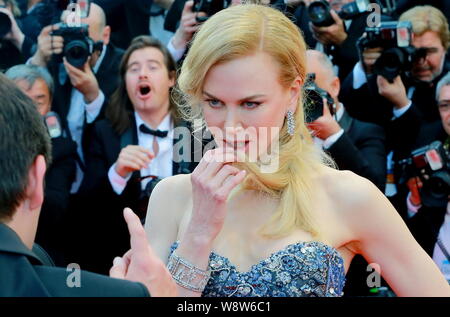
[307,50,386,192]
[73,36,201,274]
[29,2,124,194]
[0,72,177,297]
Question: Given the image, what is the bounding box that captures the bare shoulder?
[146,174,192,227]
[315,166,382,211]
[153,173,192,200]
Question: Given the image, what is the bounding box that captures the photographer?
[289,0,377,81]
[404,72,450,283]
[306,50,386,192]
[29,2,124,194]
[5,64,77,266]
[0,0,37,70]
[341,5,449,157]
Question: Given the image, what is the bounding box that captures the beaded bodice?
[169,241,345,297]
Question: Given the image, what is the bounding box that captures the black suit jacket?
[0,224,149,297]
[326,109,386,191]
[340,65,449,159]
[35,135,77,266]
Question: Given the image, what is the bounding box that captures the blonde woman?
[144,4,450,297]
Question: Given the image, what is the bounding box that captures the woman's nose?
[224,108,242,130]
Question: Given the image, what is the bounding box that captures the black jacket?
[326,109,386,191]
[35,135,77,266]
[0,223,149,297]
[340,65,449,160]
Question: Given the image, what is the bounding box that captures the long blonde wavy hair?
[177,4,335,239]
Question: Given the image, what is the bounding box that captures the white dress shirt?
[108,112,175,195]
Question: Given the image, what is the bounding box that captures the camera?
[308,0,370,27]
[0,11,11,38]
[44,111,62,138]
[51,23,96,67]
[359,21,428,82]
[193,0,232,22]
[398,141,450,208]
[304,73,336,123]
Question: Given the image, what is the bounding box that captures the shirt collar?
[92,44,107,74]
[134,111,173,133]
[335,103,345,122]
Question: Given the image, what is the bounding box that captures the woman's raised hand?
[188,148,247,242]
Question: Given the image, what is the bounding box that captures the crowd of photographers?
[0,0,449,295]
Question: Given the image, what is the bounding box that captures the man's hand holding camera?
[31,24,64,67]
[310,10,347,46]
[377,75,410,110]
[308,100,341,140]
[0,7,24,50]
[171,0,206,51]
[63,56,100,103]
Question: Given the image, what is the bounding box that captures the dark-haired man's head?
[0,73,51,248]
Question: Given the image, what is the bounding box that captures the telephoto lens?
[308,0,335,27]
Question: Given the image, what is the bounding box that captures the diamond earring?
[286,110,295,136]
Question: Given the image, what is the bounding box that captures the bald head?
[83,2,106,31]
[306,50,340,102]
[61,2,109,44]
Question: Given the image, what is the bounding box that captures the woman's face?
[201,52,301,159]
[125,47,175,115]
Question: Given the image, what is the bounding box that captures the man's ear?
[288,76,303,113]
[25,155,47,212]
[102,25,111,46]
[329,76,340,101]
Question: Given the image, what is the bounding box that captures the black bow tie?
[139,124,168,138]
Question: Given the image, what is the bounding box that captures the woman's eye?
[207,99,222,108]
[243,101,261,109]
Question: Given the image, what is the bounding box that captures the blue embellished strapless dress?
[169,241,345,297]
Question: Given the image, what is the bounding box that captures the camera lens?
[308,1,335,27]
[0,11,12,38]
[64,39,89,67]
[305,89,324,123]
[373,48,406,82]
[421,171,450,208]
